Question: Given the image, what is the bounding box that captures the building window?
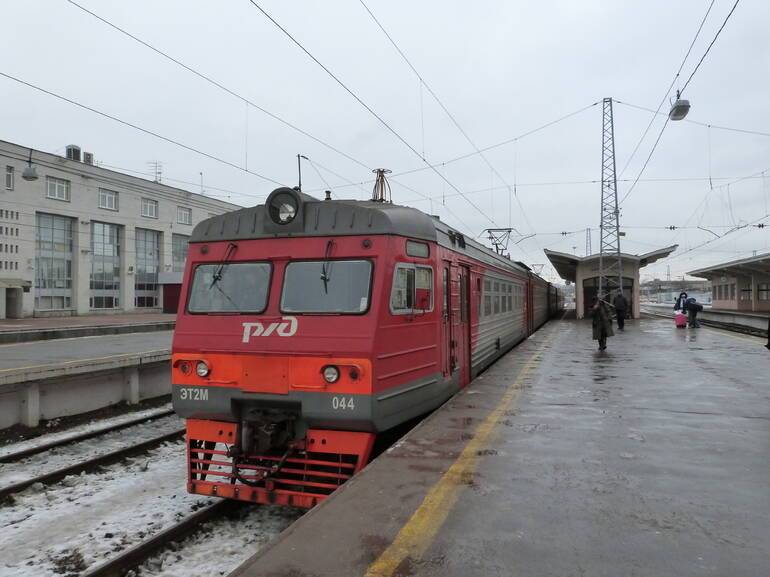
[758,283,770,301]
[141,198,158,219]
[730,284,736,300]
[99,189,119,211]
[5,166,13,190]
[46,176,71,201]
[35,213,74,310]
[740,287,752,301]
[172,234,189,273]
[90,222,121,309]
[135,228,161,308]
[177,206,192,225]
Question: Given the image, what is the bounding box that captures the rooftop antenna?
[297,154,308,191]
[372,168,392,203]
[598,97,623,300]
[585,227,592,256]
[147,161,163,183]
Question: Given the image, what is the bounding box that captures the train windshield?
[188,262,271,313]
[281,260,371,314]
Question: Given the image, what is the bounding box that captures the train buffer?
[229,315,769,577]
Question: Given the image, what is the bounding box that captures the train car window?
[484,294,492,317]
[391,263,433,314]
[507,285,513,311]
[281,260,372,314]
[443,268,449,315]
[406,240,429,258]
[188,262,271,314]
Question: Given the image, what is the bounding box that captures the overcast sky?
[2,0,768,281]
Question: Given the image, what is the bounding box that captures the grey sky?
[2,0,768,281]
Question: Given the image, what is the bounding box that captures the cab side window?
[391,263,433,314]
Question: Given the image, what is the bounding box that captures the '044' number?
[332,396,355,410]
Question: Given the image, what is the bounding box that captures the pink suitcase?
[675,312,687,328]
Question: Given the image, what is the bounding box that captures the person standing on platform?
[612,290,628,331]
[591,296,614,351]
[674,291,688,312]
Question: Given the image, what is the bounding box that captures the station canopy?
[544,245,678,283]
[688,251,770,279]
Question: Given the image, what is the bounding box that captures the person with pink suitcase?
[674,291,689,329]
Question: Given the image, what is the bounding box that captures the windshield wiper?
[320,240,334,294]
[209,242,240,312]
[210,242,237,289]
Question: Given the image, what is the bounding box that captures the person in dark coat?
[612,290,628,331]
[685,296,703,328]
[674,292,689,312]
[591,296,614,350]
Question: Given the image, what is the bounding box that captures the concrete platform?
[0,313,176,344]
[231,317,770,577]
[0,331,172,428]
[643,303,769,337]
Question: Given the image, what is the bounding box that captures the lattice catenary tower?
[598,98,623,300]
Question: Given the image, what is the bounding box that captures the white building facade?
[0,139,240,318]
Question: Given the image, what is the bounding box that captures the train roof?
[191,188,534,277]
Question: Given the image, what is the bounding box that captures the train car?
[171,187,557,508]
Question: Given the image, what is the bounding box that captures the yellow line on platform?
[364,334,551,577]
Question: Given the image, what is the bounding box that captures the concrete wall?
[0,140,240,318]
[575,258,641,319]
[0,361,171,429]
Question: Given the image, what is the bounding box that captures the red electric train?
[172,187,561,508]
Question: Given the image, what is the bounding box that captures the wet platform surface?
[231,317,770,577]
[0,331,171,372]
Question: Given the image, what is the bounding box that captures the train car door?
[451,264,471,386]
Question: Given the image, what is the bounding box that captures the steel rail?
[0,428,184,500]
[81,500,242,577]
[0,408,175,463]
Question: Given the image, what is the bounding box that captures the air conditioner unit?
[83,152,94,165]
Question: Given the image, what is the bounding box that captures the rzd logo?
[242,316,298,342]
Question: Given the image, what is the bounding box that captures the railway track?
[82,500,242,577]
[0,407,175,463]
[0,427,184,500]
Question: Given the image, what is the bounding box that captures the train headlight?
[322,365,340,384]
[196,361,211,377]
[269,191,298,225]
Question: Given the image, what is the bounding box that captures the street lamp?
[669,90,690,121]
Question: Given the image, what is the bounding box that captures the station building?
[688,252,770,312]
[544,245,678,319]
[0,139,239,319]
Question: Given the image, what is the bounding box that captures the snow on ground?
[0,440,213,577]
[0,404,173,460]
[0,414,184,488]
[133,505,303,577]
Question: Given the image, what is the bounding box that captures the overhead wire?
[679,0,741,96]
[618,0,716,178]
[64,0,373,174]
[0,71,286,187]
[245,0,495,230]
[619,0,721,205]
[354,0,544,264]
[615,100,770,138]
